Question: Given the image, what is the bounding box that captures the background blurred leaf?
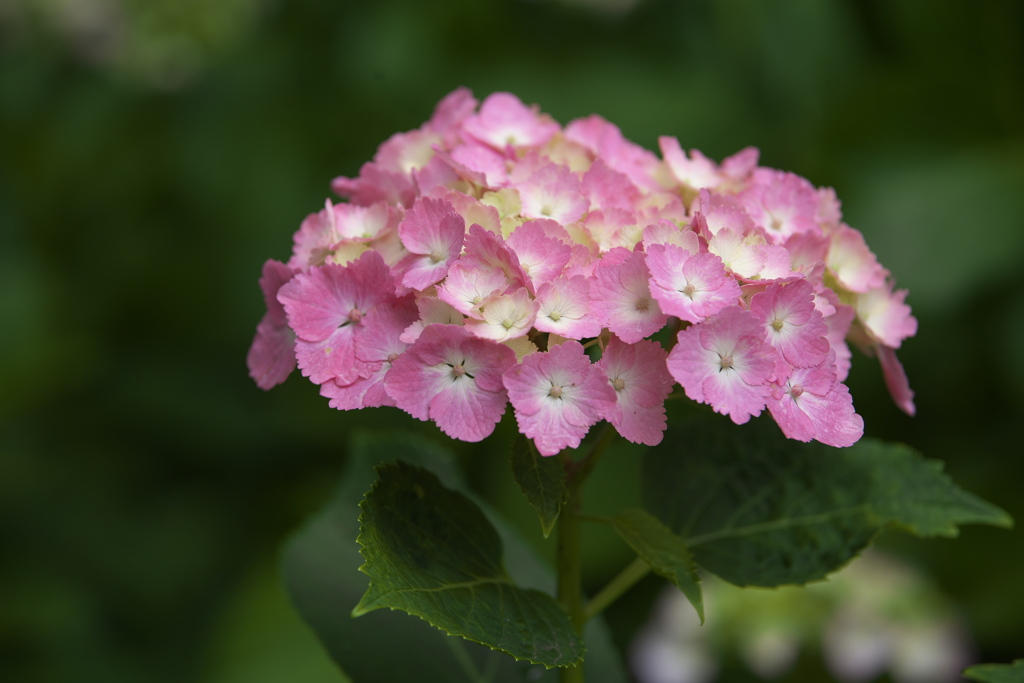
[964,660,1024,683]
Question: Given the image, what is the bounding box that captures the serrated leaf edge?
[351,460,585,669]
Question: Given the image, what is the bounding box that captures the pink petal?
[666,306,775,424]
[589,250,668,343]
[425,87,478,143]
[506,221,573,291]
[647,244,740,324]
[581,158,642,212]
[277,251,393,342]
[855,285,917,349]
[246,314,296,390]
[768,354,863,447]
[258,259,295,327]
[294,327,376,386]
[534,275,603,340]
[739,169,820,243]
[877,344,916,416]
[597,336,674,445]
[503,340,617,455]
[462,92,560,151]
[331,161,417,208]
[749,280,830,368]
[826,225,889,294]
[515,162,589,225]
[397,196,466,290]
[319,368,393,411]
[385,325,517,442]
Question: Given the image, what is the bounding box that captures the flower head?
[248,88,917,452]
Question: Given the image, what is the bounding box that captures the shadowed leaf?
[354,461,583,668]
[283,432,623,681]
[644,414,1012,587]
[510,433,568,538]
[612,508,703,623]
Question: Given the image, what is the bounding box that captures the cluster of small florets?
[247,89,916,455]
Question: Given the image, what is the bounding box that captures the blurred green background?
[2,0,1022,681]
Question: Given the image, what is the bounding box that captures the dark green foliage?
[509,433,568,539]
[611,508,703,622]
[283,433,625,681]
[353,462,583,668]
[643,415,1011,587]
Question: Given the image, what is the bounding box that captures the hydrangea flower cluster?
[247,89,916,455]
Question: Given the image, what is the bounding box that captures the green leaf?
[611,508,704,623]
[855,440,1014,536]
[964,660,1024,683]
[353,461,583,668]
[643,414,1012,588]
[509,433,568,538]
[283,431,624,682]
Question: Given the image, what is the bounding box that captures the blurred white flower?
[631,550,973,683]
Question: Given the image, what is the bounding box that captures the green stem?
[568,423,616,487]
[445,637,487,683]
[557,450,585,683]
[584,556,652,622]
[557,451,586,632]
[555,426,619,683]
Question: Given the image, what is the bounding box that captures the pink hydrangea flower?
[646,243,740,324]
[667,306,776,424]
[249,87,918,449]
[565,115,662,191]
[423,86,478,146]
[581,159,642,212]
[437,258,509,319]
[515,162,590,225]
[854,284,917,350]
[826,225,889,293]
[247,259,297,390]
[739,169,821,243]
[462,92,560,151]
[331,161,417,209]
[505,221,573,292]
[396,196,466,291]
[503,340,617,456]
[768,352,864,447]
[319,297,418,410]
[385,324,517,442]
[449,142,509,187]
[697,189,756,237]
[659,139,757,194]
[597,336,674,446]
[590,250,668,344]
[464,287,538,342]
[462,223,530,292]
[276,250,394,386]
[374,129,442,175]
[748,279,830,370]
[534,275,603,340]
